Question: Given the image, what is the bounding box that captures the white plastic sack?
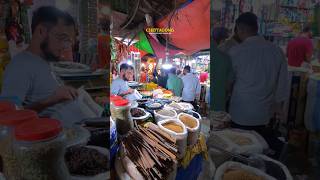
[154,109,177,123]
[304,75,320,132]
[214,161,276,180]
[256,154,293,180]
[158,119,188,159]
[213,129,268,155]
[177,113,200,146]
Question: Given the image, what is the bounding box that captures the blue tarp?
[176,154,203,180]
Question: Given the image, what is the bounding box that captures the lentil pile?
[163,122,184,133]
[179,114,197,128]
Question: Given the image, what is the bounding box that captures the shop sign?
[145,27,174,34]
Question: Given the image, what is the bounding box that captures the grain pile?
[163,122,184,133]
[179,114,197,128]
[121,125,178,180]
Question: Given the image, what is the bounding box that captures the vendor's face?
[124,69,134,81]
[40,20,75,61]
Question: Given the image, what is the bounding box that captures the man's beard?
[40,38,59,62]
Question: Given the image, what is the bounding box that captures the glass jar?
[0,110,38,179]
[110,99,133,135]
[13,118,70,180]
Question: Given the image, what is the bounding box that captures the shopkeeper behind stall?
[111,63,134,97]
[287,26,313,67]
[1,6,98,127]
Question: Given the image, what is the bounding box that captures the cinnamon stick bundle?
[122,125,178,180]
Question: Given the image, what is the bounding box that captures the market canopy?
[133,31,154,54]
[155,0,210,53]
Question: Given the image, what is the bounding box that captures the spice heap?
[179,114,197,128]
[130,108,146,117]
[156,109,176,117]
[65,146,108,176]
[121,125,178,180]
[223,169,264,180]
[163,122,184,133]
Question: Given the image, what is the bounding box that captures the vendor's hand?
[50,86,79,104]
[126,88,134,95]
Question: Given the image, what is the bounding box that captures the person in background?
[219,27,242,53]
[211,27,234,111]
[181,65,201,107]
[199,69,209,83]
[111,63,134,96]
[229,12,289,159]
[112,68,118,80]
[140,66,147,83]
[177,69,183,78]
[287,26,313,67]
[167,67,183,97]
[156,68,168,88]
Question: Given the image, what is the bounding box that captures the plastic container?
[13,118,70,180]
[110,99,133,136]
[154,109,177,123]
[0,110,38,179]
[110,95,123,102]
[158,119,187,159]
[0,101,16,113]
[177,113,200,147]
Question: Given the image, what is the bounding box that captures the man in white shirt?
[111,63,134,96]
[229,12,289,159]
[181,66,201,108]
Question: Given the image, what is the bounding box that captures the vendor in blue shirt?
[111,63,134,97]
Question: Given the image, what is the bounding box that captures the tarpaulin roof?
[155,0,210,54]
[133,31,154,54]
[147,33,184,59]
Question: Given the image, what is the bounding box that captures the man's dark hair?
[120,63,129,72]
[236,12,258,33]
[169,67,177,74]
[213,27,229,45]
[31,6,75,33]
[127,65,134,70]
[184,65,191,73]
